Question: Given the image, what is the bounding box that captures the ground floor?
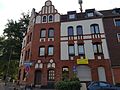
[18,59,114,87]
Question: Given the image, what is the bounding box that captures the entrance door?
[34,70,41,85]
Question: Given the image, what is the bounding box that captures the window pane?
[48,29,54,38]
[43,16,47,22]
[48,46,54,55]
[78,45,85,55]
[68,27,74,36]
[87,12,94,17]
[69,45,74,55]
[98,44,102,53]
[49,15,53,22]
[93,44,97,53]
[69,14,75,19]
[48,70,55,81]
[95,25,100,34]
[77,26,83,35]
[115,19,120,27]
[40,30,46,38]
[40,47,45,56]
[90,26,95,34]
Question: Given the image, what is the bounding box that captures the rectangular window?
[48,46,54,55]
[68,45,75,55]
[115,19,120,27]
[40,29,46,38]
[39,47,45,56]
[117,33,120,42]
[93,43,103,54]
[69,14,75,19]
[87,12,94,17]
[78,44,85,55]
[48,29,54,38]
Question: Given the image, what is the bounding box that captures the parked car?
[87,81,120,90]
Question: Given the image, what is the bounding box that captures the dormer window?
[69,14,75,19]
[87,12,94,17]
[85,9,95,17]
[67,11,76,20]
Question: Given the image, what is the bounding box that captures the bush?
[55,77,81,90]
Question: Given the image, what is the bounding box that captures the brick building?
[18,0,120,87]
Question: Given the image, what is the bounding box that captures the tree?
[0,12,30,80]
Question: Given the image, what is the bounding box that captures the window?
[115,19,120,27]
[48,46,54,55]
[48,28,54,38]
[69,14,75,19]
[87,12,94,17]
[90,24,100,34]
[68,26,74,36]
[117,33,120,42]
[68,45,75,55]
[93,43,103,54]
[78,44,85,55]
[48,69,55,81]
[76,26,83,36]
[49,15,53,22]
[39,47,45,56]
[42,16,47,22]
[62,66,69,80]
[40,29,46,38]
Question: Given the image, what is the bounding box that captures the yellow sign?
[77,58,88,64]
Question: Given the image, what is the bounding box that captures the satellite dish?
[78,0,83,4]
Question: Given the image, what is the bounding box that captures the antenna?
[78,0,83,13]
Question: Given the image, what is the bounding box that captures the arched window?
[42,16,47,22]
[49,15,53,22]
[90,24,100,34]
[77,65,92,81]
[48,28,54,38]
[76,25,83,36]
[62,66,69,80]
[68,26,74,36]
[40,29,46,38]
[98,67,106,81]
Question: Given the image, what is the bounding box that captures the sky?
[0,0,120,36]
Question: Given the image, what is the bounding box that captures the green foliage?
[55,77,81,90]
[0,12,30,81]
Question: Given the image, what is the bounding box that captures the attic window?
[87,12,94,17]
[69,14,75,19]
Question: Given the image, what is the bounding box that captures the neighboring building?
[102,8,120,83]
[18,0,120,87]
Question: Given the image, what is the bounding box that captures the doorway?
[34,70,42,85]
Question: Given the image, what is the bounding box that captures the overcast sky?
[0,0,120,35]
